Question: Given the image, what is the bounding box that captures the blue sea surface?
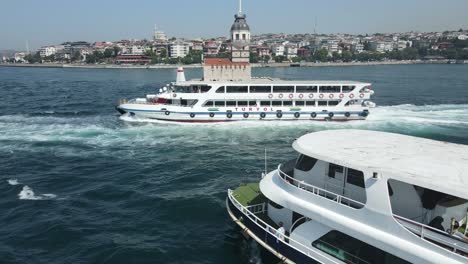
[0,64,467,263]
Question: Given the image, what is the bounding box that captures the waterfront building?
[351,43,364,53]
[370,41,395,53]
[115,54,151,64]
[153,25,167,42]
[38,46,57,57]
[169,41,190,58]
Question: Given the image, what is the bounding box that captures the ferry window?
[269,200,284,209]
[295,101,305,106]
[342,85,355,92]
[296,85,318,93]
[188,100,198,106]
[226,86,248,93]
[272,101,282,106]
[215,101,225,107]
[203,101,214,107]
[193,85,212,93]
[237,101,248,106]
[328,100,340,106]
[260,101,270,106]
[295,154,318,171]
[250,86,271,93]
[273,86,294,93]
[306,101,316,106]
[320,86,340,93]
[312,231,411,264]
[328,163,343,178]
[283,101,293,106]
[318,101,327,106]
[248,101,257,106]
[226,101,236,107]
[215,86,225,93]
[347,169,365,188]
[166,99,173,105]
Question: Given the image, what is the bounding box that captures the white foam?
[18,185,57,200]
[7,179,20,185]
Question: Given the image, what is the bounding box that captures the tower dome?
[230,13,250,32]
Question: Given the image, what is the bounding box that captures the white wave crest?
[7,179,20,185]
[18,185,57,200]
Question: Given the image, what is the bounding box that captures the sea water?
[0,64,467,263]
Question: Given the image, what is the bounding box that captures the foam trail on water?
[7,179,20,185]
[18,186,57,200]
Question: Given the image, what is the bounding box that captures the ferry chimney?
[176,66,186,83]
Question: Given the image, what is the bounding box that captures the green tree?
[341,50,352,62]
[104,48,113,58]
[113,46,121,57]
[274,55,286,62]
[160,48,167,58]
[314,48,328,62]
[249,52,259,63]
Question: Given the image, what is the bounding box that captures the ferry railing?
[393,215,468,256]
[245,203,266,214]
[228,189,342,264]
[277,164,365,209]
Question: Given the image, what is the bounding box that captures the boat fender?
[349,93,355,99]
[298,94,304,99]
[308,93,314,99]
[243,113,249,118]
[359,93,365,98]
[260,112,266,118]
[345,112,350,118]
[329,94,334,99]
[311,112,317,118]
[227,113,233,118]
[294,112,300,118]
[209,112,215,118]
[165,111,170,115]
[328,112,334,118]
[190,113,195,118]
[268,94,273,99]
[339,93,344,98]
[288,94,293,99]
[278,93,283,99]
[319,94,324,99]
[276,112,283,118]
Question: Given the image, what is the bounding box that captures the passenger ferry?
[227,129,468,264]
[116,67,376,123]
[115,1,375,123]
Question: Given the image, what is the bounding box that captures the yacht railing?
[277,164,365,209]
[227,189,341,264]
[394,215,468,256]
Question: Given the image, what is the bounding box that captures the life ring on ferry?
[278,93,284,99]
[319,94,324,99]
[268,94,273,99]
[288,94,294,99]
[190,113,195,118]
[328,112,334,118]
[329,94,334,99]
[311,112,317,118]
[227,112,233,118]
[345,112,351,118]
[165,111,170,115]
[294,112,300,118]
[339,93,344,99]
[243,113,249,118]
[298,94,304,99]
[276,112,283,118]
[260,112,266,118]
[209,112,215,118]
[359,93,365,98]
[173,93,177,98]
[308,94,314,99]
[349,93,355,99]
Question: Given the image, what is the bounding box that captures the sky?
[1,0,467,50]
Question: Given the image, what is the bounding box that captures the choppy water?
[0,64,467,263]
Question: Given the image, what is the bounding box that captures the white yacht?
[115,1,376,123]
[227,129,468,264]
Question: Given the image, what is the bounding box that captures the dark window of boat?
[215,101,225,107]
[249,101,257,106]
[306,101,315,106]
[312,231,411,264]
[273,86,294,93]
[269,200,284,209]
[237,101,248,106]
[272,101,282,106]
[295,101,305,106]
[296,85,318,93]
[347,168,365,188]
[165,99,173,105]
[260,101,270,106]
[388,182,394,196]
[216,86,225,93]
[342,85,355,92]
[320,86,340,93]
[226,101,236,106]
[295,154,318,171]
[328,100,340,106]
[250,86,271,93]
[328,163,343,178]
[203,101,214,107]
[180,99,188,106]
[192,85,212,93]
[318,101,327,106]
[226,86,248,93]
[283,101,293,106]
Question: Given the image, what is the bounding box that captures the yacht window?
[318,101,327,106]
[215,86,225,93]
[342,85,355,92]
[295,154,318,171]
[226,101,236,107]
[312,231,411,264]
[250,86,271,93]
[328,163,343,178]
[248,101,257,106]
[306,101,316,106]
[320,86,340,93]
[347,168,365,188]
[295,101,305,106]
[237,101,248,106]
[226,86,248,93]
[214,101,225,107]
[296,85,318,93]
[272,101,282,106]
[283,101,293,106]
[273,86,294,93]
[260,101,270,106]
[328,100,340,106]
[203,101,214,107]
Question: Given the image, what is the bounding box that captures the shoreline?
[0,59,457,69]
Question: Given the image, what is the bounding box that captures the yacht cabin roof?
[292,129,468,199]
[175,79,370,86]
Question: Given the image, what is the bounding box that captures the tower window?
[235,34,240,40]
[242,34,246,40]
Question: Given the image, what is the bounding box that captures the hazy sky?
[1,0,467,50]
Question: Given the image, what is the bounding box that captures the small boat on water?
[227,129,468,264]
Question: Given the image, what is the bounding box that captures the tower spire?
[238,0,242,14]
